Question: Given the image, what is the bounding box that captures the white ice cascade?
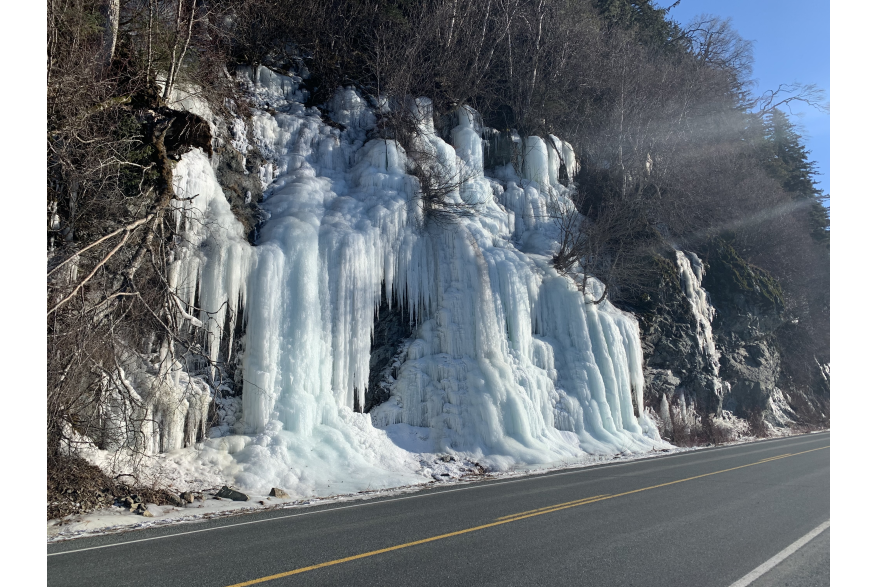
[124,85,256,454]
[675,251,721,378]
[232,67,662,483]
[125,67,668,494]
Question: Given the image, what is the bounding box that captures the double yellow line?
[757,453,792,463]
[227,445,829,587]
[494,494,611,521]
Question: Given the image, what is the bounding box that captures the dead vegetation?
[47,454,180,520]
[47,1,248,489]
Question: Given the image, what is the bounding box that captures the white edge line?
[48,433,828,558]
[728,520,830,587]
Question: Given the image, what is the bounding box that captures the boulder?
[268,488,289,499]
[167,493,186,507]
[215,486,249,501]
[180,491,195,504]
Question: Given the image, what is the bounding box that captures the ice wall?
[231,70,662,486]
[126,68,667,495]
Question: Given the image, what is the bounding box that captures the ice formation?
[114,365,213,454]
[120,66,668,495]
[90,145,255,456]
[170,150,256,369]
[675,251,721,378]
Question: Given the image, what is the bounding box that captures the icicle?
[659,394,671,426]
[172,149,256,376]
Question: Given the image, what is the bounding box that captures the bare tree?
[552,191,662,306]
[683,15,753,86]
[752,82,829,116]
[100,0,121,69]
[163,0,199,100]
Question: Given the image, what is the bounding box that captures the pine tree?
[593,0,683,50]
[760,109,830,246]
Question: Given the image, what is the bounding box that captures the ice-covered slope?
[154,67,665,496]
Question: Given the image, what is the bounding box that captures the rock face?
[634,254,724,416]
[702,240,785,422]
[362,292,414,413]
[636,240,789,426]
[719,342,781,416]
[213,139,267,245]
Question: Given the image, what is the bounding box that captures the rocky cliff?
[631,237,825,439]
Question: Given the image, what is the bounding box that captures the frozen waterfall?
[150,67,664,495]
[675,250,721,377]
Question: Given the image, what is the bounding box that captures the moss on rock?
[703,239,784,315]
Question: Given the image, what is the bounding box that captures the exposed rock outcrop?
[702,240,786,423]
[633,238,796,431]
[633,254,724,416]
[363,292,414,413]
[212,113,268,245]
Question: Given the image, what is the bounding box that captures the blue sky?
[657,0,830,195]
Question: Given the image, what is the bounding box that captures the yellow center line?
[494,494,610,521]
[226,445,829,587]
[757,453,793,463]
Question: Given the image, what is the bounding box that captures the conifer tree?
[761,109,830,246]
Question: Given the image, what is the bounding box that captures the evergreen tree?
[761,109,830,246]
[593,0,683,50]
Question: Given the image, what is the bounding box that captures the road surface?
[48,432,829,587]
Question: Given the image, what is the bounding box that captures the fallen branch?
[47,214,155,278]
[47,229,134,317]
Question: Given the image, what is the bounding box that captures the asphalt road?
[48,432,829,587]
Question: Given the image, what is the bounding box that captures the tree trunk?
[100,0,120,70]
